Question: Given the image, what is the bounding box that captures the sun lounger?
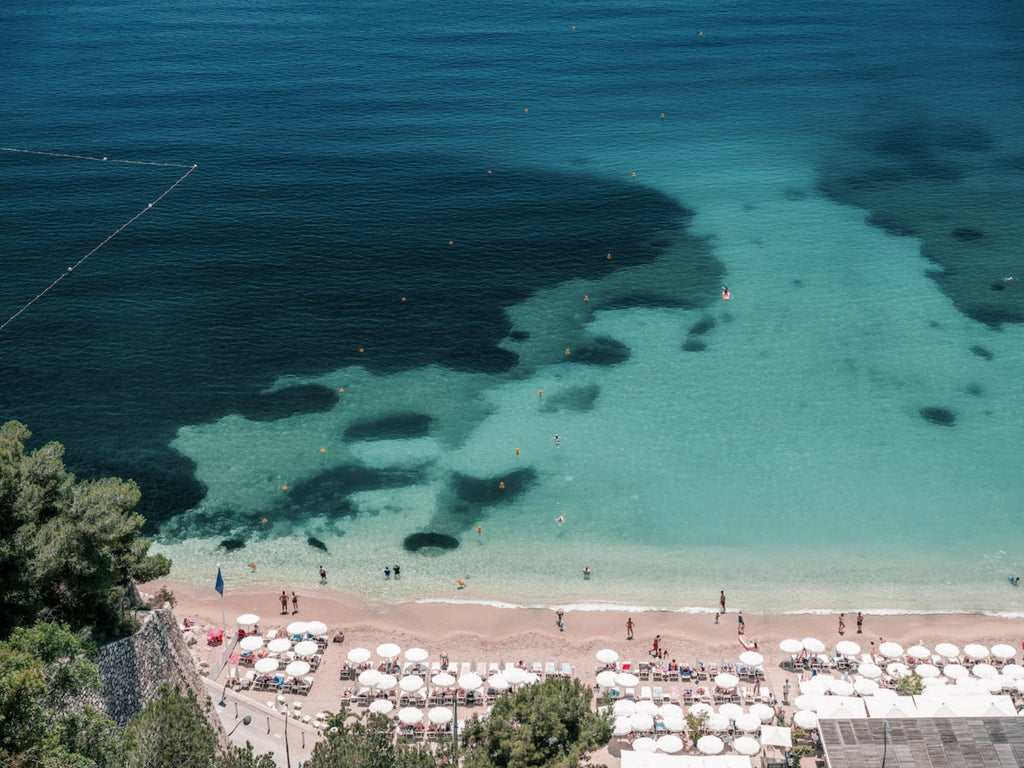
[531,661,543,676]
[652,686,665,704]
[560,662,572,677]
[545,662,557,678]
[668,687,680,704]
[640,686,652,701]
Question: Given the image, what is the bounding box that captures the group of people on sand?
[279,590,298,614]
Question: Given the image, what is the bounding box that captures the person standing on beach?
[556,609,564,631]
[626,617,634,640]
[838,614,845,635]
[291,591,299,613]
[782,679,791,703]
[857,611,864,634]
[737,612,744,633]
[279,590,288,613]
[651,634,661,657]
[719,591,726,614]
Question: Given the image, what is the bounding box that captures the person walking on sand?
[556,609,564,631]
[838,614,845,635]
[719,590,726,614]
[626,617,634,640]
[782,679,791,704]
[737,612,744,633]
[857,611,864,634]
[651,634,661,657]
[279,590,288,613]
[291,591,299,613]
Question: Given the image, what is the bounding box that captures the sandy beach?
[151,577,1024,764]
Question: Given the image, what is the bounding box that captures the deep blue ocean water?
[3,0,1024,612]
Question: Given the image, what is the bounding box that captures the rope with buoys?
[0,147,197,332]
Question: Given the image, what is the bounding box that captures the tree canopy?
[0,420,170,640]
[305,712,439,768]
[460,677,612,768]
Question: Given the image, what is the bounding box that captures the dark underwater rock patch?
[970,345,993,360]
[990,282,1006,292]
[952,227,983,242]
[239,384,338,422]
[404,532,459,552]
[543,384,600,413]
[219,538,246,551]
[566,337,630,366]
[344,413,433,442]
[508,330,530,341]
[451,468,537,508]
[964,383,984,397]
[920,407,956,427]
[688,315,716,336]
[307,536,328,552]
[683,338,707,352]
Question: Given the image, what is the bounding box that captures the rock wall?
[85,605,209,727]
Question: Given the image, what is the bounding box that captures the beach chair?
[624,687,637,700]
[607,687,622,700]
[460,662,472,677]
[652,686,665,704]
[560,662,572,677]
[640,686,653,701]
[682,687,695,704]
[668,687,680,704]
[638,661,651,679]
[545,662,557,678]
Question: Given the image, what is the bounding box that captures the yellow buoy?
[631,172,636,178]
[457,579,465,586]
[359,347,364,353]
[262,518,268,524]
[606,253,612,260]
[449,240,454,245]
[250,562,257,571]
[487,169,492,174]
[401,296,406,302]
[538,389,543,397]
[339,388,345,393]
[476,526,482,534]
[524,108,528,113]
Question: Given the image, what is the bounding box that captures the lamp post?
[227,715,252,738]
[881,720,892,767]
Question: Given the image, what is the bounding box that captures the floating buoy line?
[0,147,197,332]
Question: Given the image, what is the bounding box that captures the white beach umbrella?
[734,736,761,756]
[886,662,910,679]
[431,672,456,688]
[992,644,1016,661]
[984,676,1008,694]
[802,638,825,654]
[487,673,510,691]
[906,645,931,661]
[735,713,761,732]
[629,713,654,732]
[285,660,311,677]
[358,669,382,687]
[943,664,968,680]
[428,707,453,725]
[793,710,819,730]
[400,675,424,693]
[739,651,764,667]
[750,703,775,722]
[503,667,528,686]
[873,687,897,700]
[267,638,292,654]
[689,702,715,718]
[706,713,731,732]
[615,672,640,688]
[697,735,724,755]
[254,657,279,674]
[1002,664,1024,680]
[236,613,260,626]
[972,662,998,679]
[780,639,803,654]
[1014,679,1024,694]
[935,642,960,660]
[613,716,632,737]
[915,663,940,679]
[835,640,861,657]
[658,703,684,719]
[829,679,854,696]
[523,672,541,685]
[405,647,429,663]
[663,717,686,732]
[239,636,264,652]
[376,673,398,690]
[636,700,660,717]
[714,672,739,689]
[286,621,309,636]
[964,643,989,661]
[397,707,422,725]
[377,643,401,659]
[305,620,328,636]
[293,640,318,657]
[632,737,657,753]
[458,672,482,691]
[794,695,818,712]
[858,663,882,680]
[921,677,947,692]
[656,734,684,754]
[800,677,830,696]
[879,642,904,659]
[719,703,743,720]
[596,649,619,665]
[613,699,637,716]
[596,671,618,688]
[956,677,986,694]
[347,648,371,664]
[854,678,879,696]
[368,698,394,714]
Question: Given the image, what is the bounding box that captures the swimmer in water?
[552,434,561,447]
[721,286,731,301]
[557,515,565,526]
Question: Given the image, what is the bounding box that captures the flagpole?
[217,563,227,639]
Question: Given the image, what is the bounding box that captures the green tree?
[0,421,171,640]
[459,677,612,768]
[217,743,278,768]
[895,672,923,696]
[118,684,219,768]
[305,713,437,768]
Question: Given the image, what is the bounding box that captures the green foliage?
[896,672,923,696]
[217,743,278,768]
[305,713,437,768]
[0,420,171,640]
[684,710,709,745]
[459,676,612,768]
[119,684,219,768]
[790,744,816,759]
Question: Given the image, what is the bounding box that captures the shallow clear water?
[3,0,1023,613]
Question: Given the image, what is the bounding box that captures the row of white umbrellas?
[253,657,311,676]
[596,648,765,669]
[235,615,330,638]
[345,645,430,664]
[624,733,761,757]
[596,668,744,691]
[780,638,1016,663]
[353,667,538,694]
[240,636,320,656]
[611,700,776,735]
[367,701,455,725]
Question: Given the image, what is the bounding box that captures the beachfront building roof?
[819,717,1024,767]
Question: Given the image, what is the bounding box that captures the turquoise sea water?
[3,0,1024,613]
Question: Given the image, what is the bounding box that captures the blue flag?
[215,567,224,596]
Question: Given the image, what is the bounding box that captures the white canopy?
[760,725,792,748]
